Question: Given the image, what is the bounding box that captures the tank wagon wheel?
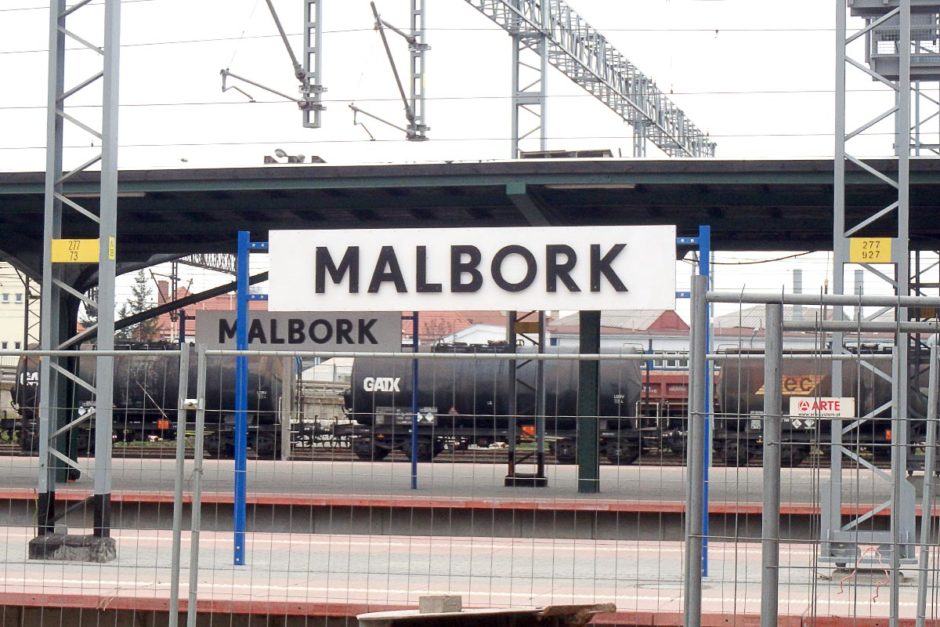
[204,434,234,460]
[254,432,280,460]
[18,430,37,455]
[403,437,435,462]
[781,445,811,468]
[352,438,390,461]
[871,444,893,463]
[605,443,640,466]
[665,433,687,457]
[719,440,751,467]
[553,440,577,465]
[75,430,95,457]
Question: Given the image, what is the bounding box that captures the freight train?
[8,343,924,467]
[342,345,646,463]
[11,343,288,459]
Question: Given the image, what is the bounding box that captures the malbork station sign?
[268,226,676,312]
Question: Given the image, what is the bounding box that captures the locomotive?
[343,345,646,463]
[12,343,288,459]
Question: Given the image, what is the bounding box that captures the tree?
[79,287,98,330]
[115,271,160,343]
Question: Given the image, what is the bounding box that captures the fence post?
[168,345,191,627]
[915,341,938,627]
[761,303,783,626]
[683,274,706,627]
[186,343,207,627]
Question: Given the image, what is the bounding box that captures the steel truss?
[463,0,716,158]
[355,0,429,141]
[829,2,940,624]
[17,271,41,349]
[221,0,325,128]
[510,0,548,156]
[504,311,548,486]
[177,253,238,276]
[36,0,121,556]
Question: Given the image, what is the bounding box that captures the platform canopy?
[3,158,940,278]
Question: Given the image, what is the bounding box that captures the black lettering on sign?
[336,319,354,344]
[416,246,443,293]
[590,244,628,292]
[451,245,482,293]
[359,319,378,344]
[269,319,285,344]
[491,245,537,293]
[368,247,407,293]
[288,319,305,344]
[248,318,267,344]
[316,247,360,293]
[546,244,580,293]
[310,319,332,343]
[218,319,238,344]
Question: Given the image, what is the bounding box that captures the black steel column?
[506,311,518,476]
[577,310,600,493]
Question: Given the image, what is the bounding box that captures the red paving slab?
[0,594,926,626]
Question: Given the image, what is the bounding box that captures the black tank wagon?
[12,343,288,458]
[344,345,646,464]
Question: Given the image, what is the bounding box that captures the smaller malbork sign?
[195,311,401,351]
[789,396,855,419]
[267,225,676,312]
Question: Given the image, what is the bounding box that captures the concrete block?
[418,595,462,614]
[27,533,117,562]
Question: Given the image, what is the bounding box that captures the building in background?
[0,263,28,351]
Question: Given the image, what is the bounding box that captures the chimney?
[157,279,170,305]
[792,269,803,321]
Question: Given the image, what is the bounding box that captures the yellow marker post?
[849,237,892,264]
[51,238,100,263]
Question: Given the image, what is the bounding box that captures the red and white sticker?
[789,396,855,418]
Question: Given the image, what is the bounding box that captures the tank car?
[344,345,645,463]
[12,343,287,459]
[713,349,919,466]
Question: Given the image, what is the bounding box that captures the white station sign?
[268,226,676,312]
[789,396,855,419]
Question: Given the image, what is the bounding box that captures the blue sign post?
[234,230,269,566]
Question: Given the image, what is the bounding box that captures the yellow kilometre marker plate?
[51,238,99,263]
[849,237,892,264]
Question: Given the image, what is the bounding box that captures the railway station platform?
[0,457,936,542]
[0,524,930,626]
[0,458,938,624]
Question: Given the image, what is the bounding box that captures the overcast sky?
[1,0,905,169]
[0,0,922,313]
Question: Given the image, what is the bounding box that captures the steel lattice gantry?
[30,0,122,562]
[303,0,325,128]
[829,2,940,626]
[463,0,716,158]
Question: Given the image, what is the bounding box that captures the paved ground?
[2,457,937,623]
[0,525,935,623]
[1,456,903,506]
